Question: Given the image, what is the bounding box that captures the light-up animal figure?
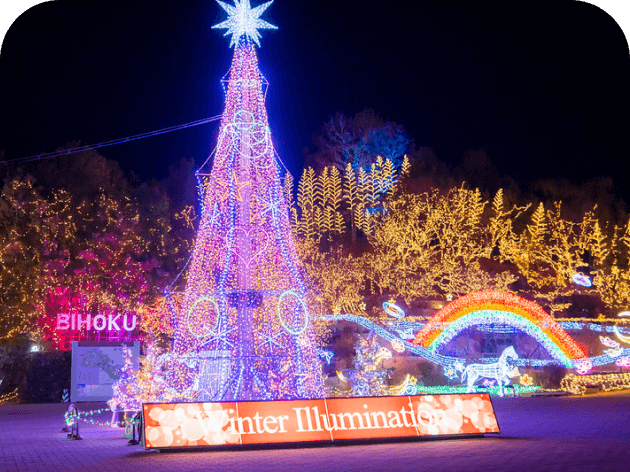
[461,346,519,396]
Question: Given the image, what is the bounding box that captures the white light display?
[572,273,592,287]
[213,0,278,48]
[383,301,405,319]
[461,346,519,397]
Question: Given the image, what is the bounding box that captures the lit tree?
[0,154,189,345]
[168,0,325,402]
[347,334,391,397]
[368,186,517,302]
[294,239,365,317]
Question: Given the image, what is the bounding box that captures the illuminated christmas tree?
[168,0,324,401]
[348,334,392,397]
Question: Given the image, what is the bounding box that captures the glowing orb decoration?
[575,360,593,375]
[572,273,592,287]
[615,357,630,368]
[383,301,405,319]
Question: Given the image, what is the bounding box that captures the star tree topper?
[213,0,278,47]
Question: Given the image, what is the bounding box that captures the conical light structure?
[169,3,324,402]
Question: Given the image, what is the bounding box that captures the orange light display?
[142,393,499,449]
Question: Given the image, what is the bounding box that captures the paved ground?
[1,392,630,472]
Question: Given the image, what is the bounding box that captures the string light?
[560,372,630,395]
[0,388,19,403]
[64,407,114,427]
[163,2,324,402]
[414,291,587,365]
[411,384,541,396]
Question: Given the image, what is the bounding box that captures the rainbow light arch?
[413,291,586,366]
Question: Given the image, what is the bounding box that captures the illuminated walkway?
[1,392,630,472]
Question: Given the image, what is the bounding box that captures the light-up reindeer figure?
[461,346,519,396]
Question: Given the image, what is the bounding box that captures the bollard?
[66,403,82,440]
[127,412,141,445]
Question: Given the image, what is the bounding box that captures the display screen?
[71,341,139,402]
[143,393,499,449]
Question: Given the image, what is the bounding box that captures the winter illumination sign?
[143,393,499,449]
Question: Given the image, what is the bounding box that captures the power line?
[1,114,224,166]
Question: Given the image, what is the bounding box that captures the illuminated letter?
[293,406,315,431]
[324,413,339,431]
[320,415,336,431]
[253,412,264,434]
[337,412,365,430]
[400,407,414,427]
[387,411,403,428]
[311,406,323,431]
[57,313,70,330]
[370,411,387,429]
[236,416,254,434]
[108,314,121,331]
[359,404,373,428]
[92,315,107,331]
[71,314,76,330]
[263,416,278,434]
[276,415,289,433]
[293,407,307,432]
[77,314,91,331]
[123,314,137,331]
[227,416,238,434]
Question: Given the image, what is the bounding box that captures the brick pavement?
[1,392,629,472]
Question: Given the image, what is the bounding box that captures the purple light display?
[168,2,324,402]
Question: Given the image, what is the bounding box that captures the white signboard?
[70,341,139,402]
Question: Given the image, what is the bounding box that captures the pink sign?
[56,313,137,332]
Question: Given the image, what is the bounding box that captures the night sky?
[1,0,629,205]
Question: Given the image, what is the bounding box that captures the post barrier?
[66,403,81,440]
[127,412,141,445]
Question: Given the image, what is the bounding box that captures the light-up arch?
[413,291,587,366]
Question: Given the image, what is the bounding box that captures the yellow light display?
[560,372,630,395]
